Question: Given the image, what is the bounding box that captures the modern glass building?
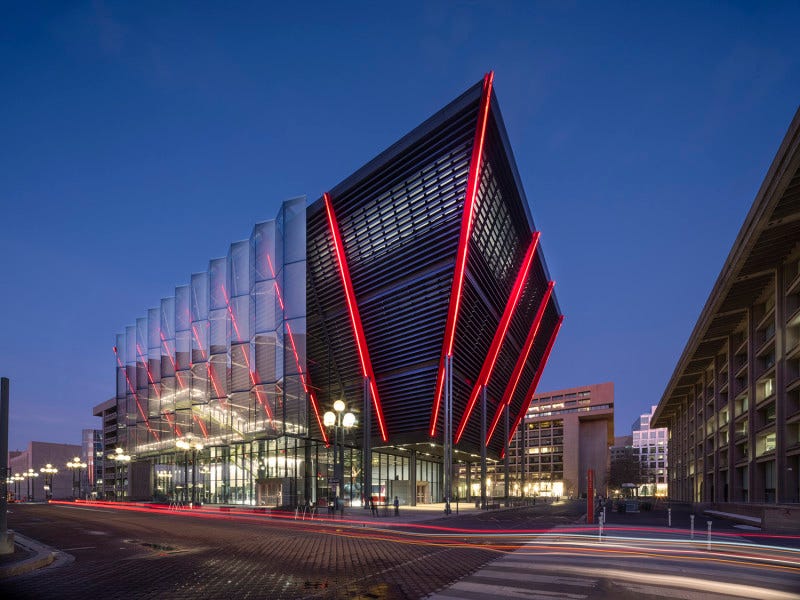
[109,73,563,507]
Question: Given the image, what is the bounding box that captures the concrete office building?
[7,441,82,501]
[632,406,668,497]
[506,382,614,498]
[105,73,563,507]
[654,107,800,505]
[92,397,119,500]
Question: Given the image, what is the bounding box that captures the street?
[3,500,799,599]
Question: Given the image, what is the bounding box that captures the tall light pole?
[176,437,204,506]
[23,468,38,501]
[108,448,131,501]
[324,400,355,503]
[12,474,23,501]
[66,457,87,500]
[40,464,58,501]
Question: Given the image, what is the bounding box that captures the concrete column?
[775,265,788,503]
[726,335,736,502]
[747,306,757,501]
[410,449,417,507]
[1,377,12,554]
[480,386,487,509]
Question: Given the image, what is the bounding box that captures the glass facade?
[114,197,324,506]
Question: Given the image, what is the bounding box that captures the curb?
[0,531,57,579]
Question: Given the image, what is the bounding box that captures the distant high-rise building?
[506,383,614,499]
[631,406,668,497]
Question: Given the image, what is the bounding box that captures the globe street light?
[66,457,87,500]
[323,400,356,504]
[108,448,131,501]
[23,469,38,501]
[40,464,58,501]
[176,437,204,506]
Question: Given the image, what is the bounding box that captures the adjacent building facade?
[631,406,668,497]
[106,74,563,507]
[7,441,82,501]
[506,383,614,498]
[654,107,800,505]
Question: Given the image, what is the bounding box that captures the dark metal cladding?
[307,79,562,458]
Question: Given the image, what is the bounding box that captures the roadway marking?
[61,546,96,551]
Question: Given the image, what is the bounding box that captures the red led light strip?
[113,347,160,442]
[163,411,182,437]
[160,331,186,389]
[207,361,228,409]
[191,324,207,360]
[485,281,554,445]
[136,344,161,400]
[267,253,328,444]
[454,232,539,443]
[429,71,494,437]
[193,413,209,439]
[323,192,388,442]
[218,284,274,422]
[501,315,563,457]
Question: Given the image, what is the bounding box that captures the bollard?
[668,507,672,527]
[598,514,603,541]
[707,521,712,551]
[690,514,695,540]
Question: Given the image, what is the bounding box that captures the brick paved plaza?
[1,501,585,599]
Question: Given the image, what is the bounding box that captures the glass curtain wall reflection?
[115,198,314,505]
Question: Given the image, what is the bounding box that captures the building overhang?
[654,106,800,428]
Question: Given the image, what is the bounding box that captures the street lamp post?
[12,474,23,502]
[39,464,58,501]
[108,448,131,501]
[23,469,38,501]
[324,400,355,504]
[176,437,204,506]
[66,457,87,500]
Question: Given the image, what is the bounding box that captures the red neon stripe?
[136,343,161,399]
[163,411,182,437]
[191,324,207,360]
[160,331,186,390]
[113,348,160,442]
[501,315,564,456]
[323,192,389,442]
[221,284,243,341]
[486,281,554,445]
[207,362,228,408]
[266,253,327,443]
[429,71,494,437]
[454,231,540,443]
[193,414,209,439]
[239,344,276,423]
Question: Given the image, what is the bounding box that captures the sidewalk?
[0,531,58,579]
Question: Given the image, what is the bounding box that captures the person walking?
[393,495,399,516]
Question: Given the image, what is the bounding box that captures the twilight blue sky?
[2,2,799,451]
